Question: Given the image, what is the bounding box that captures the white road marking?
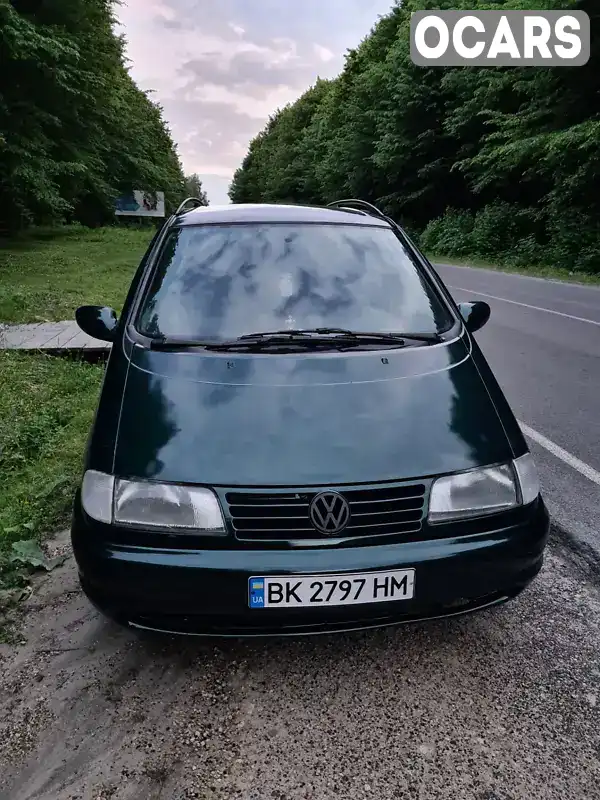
[436,262,600,293]
[448,285,600,326]
[518,420,600,487]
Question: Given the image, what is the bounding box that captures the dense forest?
[0,0,194,231]
[229,0,600,274]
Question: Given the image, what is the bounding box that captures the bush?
[545,208,600,274]
[420,202,600,276]
[470,203,538,259]
[420,209,475,257]
[507,234,545,269]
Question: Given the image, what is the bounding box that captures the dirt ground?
[1,530,600,800]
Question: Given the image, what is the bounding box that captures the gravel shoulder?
[1,530,600,800]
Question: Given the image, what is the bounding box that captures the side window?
[119,220,170,329]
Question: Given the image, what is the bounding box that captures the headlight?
[81,470,226,534]
[428,455,539,524]
[512,453,540,505]
[82,470,114,524]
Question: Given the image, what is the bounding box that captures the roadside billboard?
[115,191,165,218]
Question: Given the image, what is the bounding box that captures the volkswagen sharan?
[71,198,549,636]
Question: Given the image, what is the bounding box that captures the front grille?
[224,483,427,541]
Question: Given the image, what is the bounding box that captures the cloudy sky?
[116,0,394,204]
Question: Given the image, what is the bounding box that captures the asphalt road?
[435,263,600,561]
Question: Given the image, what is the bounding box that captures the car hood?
[114,338,514,486]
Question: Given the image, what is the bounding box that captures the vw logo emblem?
[309,491,351,535]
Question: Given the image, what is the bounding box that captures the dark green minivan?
[71,199,549,636]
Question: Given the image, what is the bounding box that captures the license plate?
[248,569,415,609]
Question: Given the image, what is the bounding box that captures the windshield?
[137,223,453,340]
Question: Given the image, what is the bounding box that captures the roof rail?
[327,204,369,217]
[175,197,206,215]
[327,199,387,221]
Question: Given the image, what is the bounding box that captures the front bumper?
[72,498,550,636]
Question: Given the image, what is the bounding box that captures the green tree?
[184,174,209,205]
[0,0,186,231]
[229,0,600,274]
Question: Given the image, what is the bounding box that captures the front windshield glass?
[138,223,453,340]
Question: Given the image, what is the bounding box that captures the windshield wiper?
[239,328,443,344]
[150,334,353,352]
[149,334,343,351]
[149,328,442,351]
[148,329,350,349]
[238,327,357,339]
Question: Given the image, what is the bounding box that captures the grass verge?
[0,351,103,594]
[0,225,155,324]
[427,252,600,286]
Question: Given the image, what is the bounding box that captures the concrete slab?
[23,323,70,349]
[39,322,81,349]
[0,321,111,352]
[0,323,45,348]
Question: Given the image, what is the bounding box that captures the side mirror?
[458,301,491,333]
[75,305,119,342]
